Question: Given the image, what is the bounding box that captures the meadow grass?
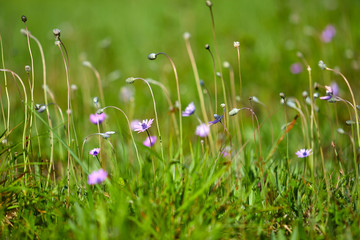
[1,0,360,239]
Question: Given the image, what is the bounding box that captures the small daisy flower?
[195,123,210,137]
[133,119,154,133]
[89,148,100,157]
[90,112,106,125]
[87,169,108,185]
[143,136,157,147]
[182,102,195,117]
[296,148,312,158]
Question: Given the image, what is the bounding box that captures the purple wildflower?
[87,169,108,185]
[320,83,339,101]
[295,149,312,158]
[195,123,210,137]
[209,108,225,125]
[89,148,100,157]
[290,62,303,74]
[130,119,141,131]
[331,82,339,96]
[133,119,154,133]
[90,112,106,125]
[143,136,157,147]
[321,25,336,43]
[182,102,195,117]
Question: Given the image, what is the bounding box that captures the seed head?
[279,92,285,99]
[220,103,226,108]
[302,91,308,98]
[223,61,230,68]
[206,0,213,7]
[53,29,61,39]
[25,65,31,73]
[233,41,240,48]
[21,15,27,22]
[183,32,191,40]
[205,44,210,50]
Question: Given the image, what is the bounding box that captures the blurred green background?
[1,0,360,139]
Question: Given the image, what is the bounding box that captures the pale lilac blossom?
[290,62,303,74]
[133,119,154,133]
[143,136,157,147]
[87,169,108,185]
[182,102,195,117]
[89,148,100,157]
[321,25,336,43]
[296,149,312,158]
[90,112,106,125]
[195,124,210,137]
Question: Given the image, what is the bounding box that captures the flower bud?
[183,32,191,40]
[53,29,61,39]
[25,65,31,73]
[233,41,240,48]
[318,60,327,70]
[126,77,135,84]
[147,53,157,60]
[206,0,213,7]
[229,108,240,116]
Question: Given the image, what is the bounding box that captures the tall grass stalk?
[126,77,164,162]
[206,2,229,131]
[99,106,141,170]
[20,29,55,188]
[325,66,359,184]
[183,33,215,154]
[146,78,179,136]
[0,69,28,174]
[151,52,182,163]
[55,40,72,208]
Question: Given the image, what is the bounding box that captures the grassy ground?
[1,0,360,239]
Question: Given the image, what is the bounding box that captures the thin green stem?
[132,78,164,162]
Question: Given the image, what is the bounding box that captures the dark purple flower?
[133,119,154,133]
[295,149,312,158]
[89,148,100,157]
[290,62,303,74]
[143,136,157,147]
[321,25,336,43]
[90,113,106,125]
[182,102,195,117]
[209,108,225,125]
[195,123,210,137]
[88,169,108,185]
